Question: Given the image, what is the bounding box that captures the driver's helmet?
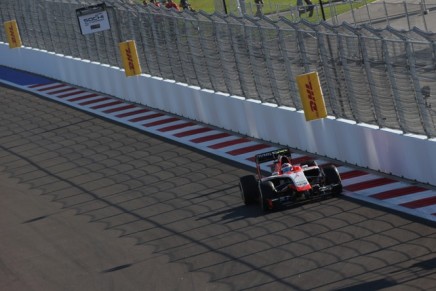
[281,163,292,173]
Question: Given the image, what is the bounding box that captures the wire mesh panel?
[292,21,336,115]
[243,16,276,103]
[56,1,78,58]
[143,7,167,77]
[317,23,353,118]
[255,18,294,107]
[275,19,307,110]
[359,27,400,130]
[404,28,436,137]
[179,13,210,89]
[196,12,228,93]
[336,24,377,124]
[212,14,245,97]
[163,11,187,83]
[226,15,259,100]
[381,29,424,134]
[152,12,176,79]
[15,0,39,50]
[34,1,52,52]
[137,9,158,75]
[161,11,186,84]
[173,12,201,87]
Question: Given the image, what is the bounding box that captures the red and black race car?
[239,148,342,212]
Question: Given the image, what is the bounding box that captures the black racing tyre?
[323,165,343,195]
[259,181,276,212]
[301,160,318,167]
[239,175,259,205]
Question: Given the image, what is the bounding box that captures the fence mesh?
[1,0,436,137]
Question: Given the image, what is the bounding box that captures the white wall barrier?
[1,42,435,186]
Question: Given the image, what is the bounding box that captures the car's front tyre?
[323,165,343,195]
[259,181,276,212]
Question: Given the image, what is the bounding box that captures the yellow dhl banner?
[296,71,327,121]
[4,20,22,48]
[119,40,141,77]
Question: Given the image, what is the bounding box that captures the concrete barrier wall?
[1,43,435,186]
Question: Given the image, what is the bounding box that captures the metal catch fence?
[1,0,436,137]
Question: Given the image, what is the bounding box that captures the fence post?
[403,1,410,30]
[358,28,384,126]
[421,1,428,31]
[332,1,339,25]
[364,0,372,26]
[318,0,326,21]
[349,0,356,25]
[382,37,404,132]
[404,37,432,137]
[383,1,389,26]
[422,0,429,14]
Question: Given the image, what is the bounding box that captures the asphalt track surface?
[1,65,436,223]
[2,81,436,291]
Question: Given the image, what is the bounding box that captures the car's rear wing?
[254,148,291,179]
[255,148,291,164]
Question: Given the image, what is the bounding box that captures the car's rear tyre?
[323,165,343,195]
[239,175,259,205]
[259,181,276,212]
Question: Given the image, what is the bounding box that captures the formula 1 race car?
[239,148,342,212]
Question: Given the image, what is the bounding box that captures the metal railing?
[231,0,436,32]
[1,0,436,137]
